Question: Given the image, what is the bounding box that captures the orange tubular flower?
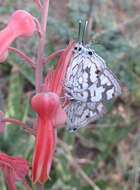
[31,40,75,184]
[31,92,60,183]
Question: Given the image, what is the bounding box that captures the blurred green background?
[0,0,140,189]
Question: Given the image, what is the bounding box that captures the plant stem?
[8,47,35,68]
[43,49,64,64]
[35,0,50,93]
[35,1,49,189]
[3,118,36,135]
[33,17,42,38]
[36,0,43,9]
[37,182,44,190]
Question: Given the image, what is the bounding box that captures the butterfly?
[64,21,121,132]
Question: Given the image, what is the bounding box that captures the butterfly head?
[73,21,95,57]
[68,127,77,133]
[73,42,95,57]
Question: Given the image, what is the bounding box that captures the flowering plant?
[0,0,74,189]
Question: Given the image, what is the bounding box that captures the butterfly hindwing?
[65,101,106,132]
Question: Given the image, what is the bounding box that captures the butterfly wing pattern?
[65,101,106,132]
[64,43,121,132]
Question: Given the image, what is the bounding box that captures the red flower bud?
[0,10,35,60]
[8,10,35,37]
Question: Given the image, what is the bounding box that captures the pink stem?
[8,47,36,68]
[35,1,50,189]
[36,0,43,9]
[35,0,50,93]
[3,118,36,136]
[43,49,64,64]
[33,17,42,38]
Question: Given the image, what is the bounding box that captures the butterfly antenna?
[78,20,82,43]
[82,20,88,45]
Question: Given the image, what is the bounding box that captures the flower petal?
[45,40,75,96]
[0,153,30,190]
[52,106,66,126]
[32,118,55,183]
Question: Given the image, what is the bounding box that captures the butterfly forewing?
[88,68,121,102]
[65,43,121,103]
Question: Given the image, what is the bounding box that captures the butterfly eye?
[78,47,82,51]
[73,128,77,131]
[88,51,93,55]
[95,70,100,74]
[74,47,78,50]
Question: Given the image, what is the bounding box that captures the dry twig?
[58,139,100,190]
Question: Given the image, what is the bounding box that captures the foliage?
[0,0,140,189]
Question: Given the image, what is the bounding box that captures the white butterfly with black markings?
[64,21,121,132]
